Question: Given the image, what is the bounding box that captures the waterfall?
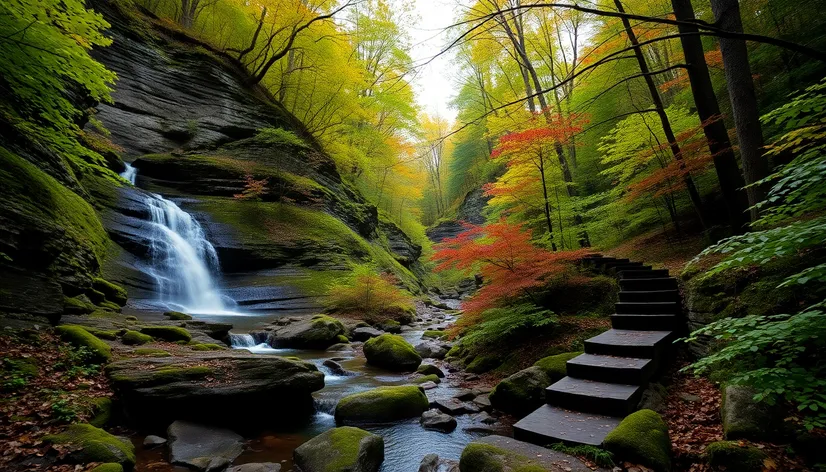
[229,333,257,348]
[120,163,137,185]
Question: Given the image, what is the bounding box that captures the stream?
[120,164,501,471]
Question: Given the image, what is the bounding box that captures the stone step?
[620,277,678,291]
[600,259,633,269]
[615,301,680,315]
[566,353,655,384]
[619,290,680,303]
[611,314,680,331]
[619,269,670,279]
[546,377,642,416]
[585,329,673,358]
[611,264,651,273]
[513,404,622,447]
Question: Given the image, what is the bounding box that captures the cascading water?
[229,333,257,348]
[120,163,237,314]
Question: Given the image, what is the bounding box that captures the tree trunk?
[615,0,707,227]
[538,150,558,251]
[671,0,749,231]
[710,0,769,221]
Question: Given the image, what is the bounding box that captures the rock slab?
[168,421,244,472]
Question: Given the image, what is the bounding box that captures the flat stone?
[143,435,167,449]
[453,389,475,401]
[432,398,467,415]
[420,409,457,433]
[473,396,491,410]
[322,359,351,376]
[226,464,281,472]
[474,435,597,471]
[415,342,449,359]
[474,411,497,424]
[352,327,383,341]
[420,381,438,390]
[168,421,244,472]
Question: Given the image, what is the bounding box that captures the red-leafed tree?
[432,219,590,319]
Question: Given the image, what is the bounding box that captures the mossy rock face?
[603,409,671,472]
[489,367,550,416]
[269,315,346,349]
[90,463,124,472]
[190,343,226,351]
[533,351,582,382]
[363,334,422,371]
[64,296,96,315]
[92,278,128,306]
[87,289,108,305]
[55,325,112,363]
[411,374,441,384]
[89,397,113,428]
[293,426,384,472]
[98,301,123,312]
[43,423,136,468]
[122,330,152,346]
[704,441,767,472]
[84,327,119,341]
[139,326,192,342]
[335,386,429,423]
[132,348,171,357]
[466,354,502,374]
[416,363,445,378]
[164,311,192,320]
[378,320,401,334]
[422,330,447,339]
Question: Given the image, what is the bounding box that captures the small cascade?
[120,163,137,185]
[229,333,257,348]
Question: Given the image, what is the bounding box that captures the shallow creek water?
[133,303,507,471]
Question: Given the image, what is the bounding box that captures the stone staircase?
[513,255,681,447]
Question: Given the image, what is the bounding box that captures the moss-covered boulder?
[139,326,192,342]
[335,386,429,423]
[363,334,421,371]
[164,311,192,320]
[411,374,441,384]
[90,464,124,472]
[293,426,384,472]
[43,423,135,468]
[722,385,785,441]
[83,327,119,341]
[488,366,550,415]
[416,363,445,378]
[378,319,401,334]
[459,435,594,471]
[132,348,170,357]
[704,441,767,472]
[268,315,346,349]
[121,330,152,346]
[64,296,96,315]
[89,397,113,428]
[603,409,671,472]
[466,354,502,374]
[55,325,112,363]
[422,330,446,339]
[92,278,128,306]
[190,342,226,351]
[533,351,581,382]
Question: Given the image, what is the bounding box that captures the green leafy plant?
[325,264,415,322]
[549,443,615,468]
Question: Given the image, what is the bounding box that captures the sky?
[407,0,464,124]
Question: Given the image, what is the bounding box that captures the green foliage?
[549,443,615,468]
[325,264,415,322]
[254,127,310,149]
[0,357,38,391]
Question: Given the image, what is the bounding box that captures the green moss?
[87,289,107,305]
[125,316,138,321]
[489,367,550,415]
[43,424,135,467]
[603,409,671,472]
[327,426,377,471]
[422,330,447,339]
[459,443,549,472]
[163,311,192,320]
[121,330,152,346]
[189,343,226,351]
[109,365,214,387]
[704,441,766,472]
[78,327,118,341]
[533,351,582,382]
[90,464,123,472]
[416,364,444,377]
[132,348,170,357]
[139,326,191,342]
[92,278,127,306]
[88,397,112,428]
[380,319,401,332]
[336,334,350,344]
[363,334,422,371]
[64,296,95,315]
[466,354,502,374]
[335,385,429,423]
[411,374,440,384]
[55,325,112,363]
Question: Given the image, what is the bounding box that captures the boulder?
[168,421,244,472]
[335,386,429,423]
[459,435,594,472]
[532,351,581,382]
[43,424,135,469]
[704,441,767,472]
[411,374,441,385]
[139,326,192,342]
[268,315,346,349]
[227,464,281,472]
[418,454,459,472]
[432,398,467,416]
[472,396,491,411]
[420,409,457,433]
[416,363,445,378]
[422,330,446,339]
[54,325,112,363]
[106,354,324,427]
[352,327,383,342]
[419,381,438,390]
[143,435,167,449]
[465,355,502,374]
[363,334,421,371]
[603,409,671,472]
[323,359,352,376]
[293,426,384,472]
[722,385,785,441]
[378,320,401,334]
[415,342,448,360]
[121,330,152,345]
[488,366,550,415]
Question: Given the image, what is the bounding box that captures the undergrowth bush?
[325,264,415,323]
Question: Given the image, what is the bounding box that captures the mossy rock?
[336,334,350,344]
[87,289,108,305]
[489,367,550,416]
[84,327,119,341]
[125,316,138,322]
[422,330,447,339]
[90,464,123,472]
[132,348,171,357]
[294,426,384,472]
[98,301,122,312]
[109,365,214,388]
[164,311,192,320]
[64,296,96,315]
[363,334,422,371]
[335,386,429,423]
[55,325,112,363]
[379,319,401,333]
[190,343,226,351]
[92,278,128,306]
[603,409,671,472]
[533,351,582,382]
[411,374,441,384]
[459,441,548,471]
[270,315,346,349]
[43,423,135,468]
[416,363,445,378]
[704,441,767,472]
[88,397,113,428]
[466,354,502,374]
[121,330,152,346]
[722,385,785,441]
[139,326,192,342]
